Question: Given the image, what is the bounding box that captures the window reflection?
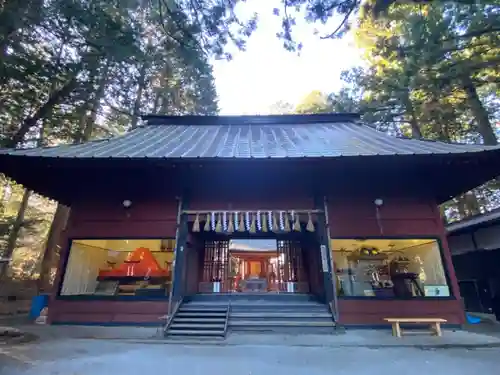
[61,239,174,298]
[332,239,450,298]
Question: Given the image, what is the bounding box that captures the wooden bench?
[384,318,447,338]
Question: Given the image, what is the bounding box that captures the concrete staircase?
[165,300,229,339]
[167,294,335,338]
[228,294,336,333]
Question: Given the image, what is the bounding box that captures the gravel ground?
[1,338,500,375]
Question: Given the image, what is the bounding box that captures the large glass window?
[60,239,175,298]
[331,239,450,298]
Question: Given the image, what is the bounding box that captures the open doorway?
[229,239,278,293]
[197,236,310,294]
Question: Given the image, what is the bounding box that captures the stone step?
[167,329,225,336]
[229,326,336,334]
[229,307,328,313]
[230,312,332,318]
[188,300,323,305]
[229,320,335,327]
[174,317,226,323]
[176,312,227,318]
[170,323,226,330]
[166,336,225,342]
[179,307,228,313]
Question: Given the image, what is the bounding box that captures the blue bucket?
[466,313,482,324]
[29,294,49,319]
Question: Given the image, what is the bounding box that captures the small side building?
[447,209,500,315]
[1,113,500,328]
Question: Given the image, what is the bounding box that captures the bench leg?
[394,322,402,338]
[432,323,442,337]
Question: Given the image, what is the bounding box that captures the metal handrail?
[167,196,183,319]
[223,300,231,338]
[323,196,339,323]
[163,299,182,336]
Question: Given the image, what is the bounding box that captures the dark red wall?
[49,191,463,326]
[189,187,313,211]
[49,300,169,324]
[327,195,463,325]
[66,199,178,238]
[49,197,178,325]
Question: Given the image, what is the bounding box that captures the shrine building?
[1,113,499,336]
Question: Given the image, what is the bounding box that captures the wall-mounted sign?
[320,245,329,272]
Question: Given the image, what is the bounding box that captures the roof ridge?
[141,113,361,126]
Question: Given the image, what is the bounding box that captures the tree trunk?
[462,75,497,145]
[402,90,422,138]
[84,62,110,139]
[464,191,481,215]
[456,192,481,219]
[37,204,70,292]
[8,76,78,147]
[436,204,447,226]
[36,63,107,292]
[0,189,30,278]
[456,196,467,219]
[130,62,148,129]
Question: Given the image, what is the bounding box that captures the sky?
[210,0,362,115]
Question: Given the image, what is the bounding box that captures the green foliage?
[331,2,499,222]
[269,2,498,223]
[295,91,332,114]
[0,0,220,281]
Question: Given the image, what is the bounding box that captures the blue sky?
[210,0,362,114]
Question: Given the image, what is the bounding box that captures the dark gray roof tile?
[1,120,499,159]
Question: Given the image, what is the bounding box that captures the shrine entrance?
[197,237,311,294]
[176,208,335,305]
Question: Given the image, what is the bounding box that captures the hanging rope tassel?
[306,212,315,232]
[272,212,279,232]
[245,212,250,231]
[204,213,211,232]
[279,211,284,231]
[256,210,262,231]
[223,211,228,232]
[211,211,216,231]
[293,212,301,232]
[215,213,222,233]
[284,211,291,232]
[238,212,246,232]
[227,212,234,233]
[249,212,256,233]
[261,212,268,232]
[192,213,200,232]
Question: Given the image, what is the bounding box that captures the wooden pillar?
[171,196,189,303]
[314,195,336,306]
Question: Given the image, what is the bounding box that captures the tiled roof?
[1,115,499,159]
[447,208,500,234]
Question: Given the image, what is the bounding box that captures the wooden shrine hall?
[1,113,500,331]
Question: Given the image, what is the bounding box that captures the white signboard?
[320,245,329,272]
